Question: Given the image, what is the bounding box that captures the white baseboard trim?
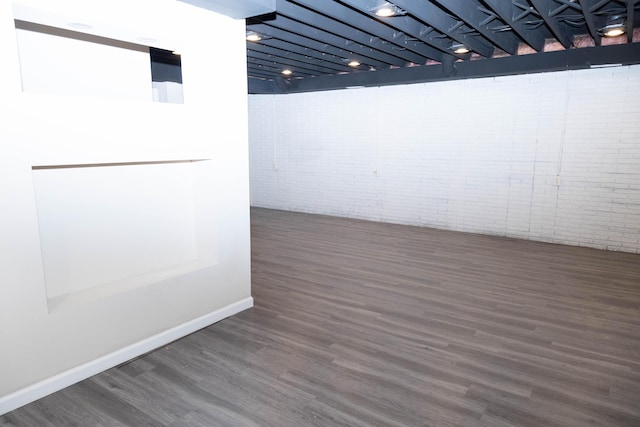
[0,296,253,415]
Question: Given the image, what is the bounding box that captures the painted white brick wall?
[248,65,640,253]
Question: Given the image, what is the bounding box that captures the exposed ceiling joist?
[390,0,495,57]
[255,39,358,71]
[247,22,393,70]
[250,42,640,93]
[263,14,409,67]
[628,0,637,43]
[290,0,446,63]
[247,49,345,75]
[243,1,640,93]
[338,0,465,61]
[482,0,547,51]
[432,0,521,55]
[248,43,347,73]
[578,0,603,44]
[529,0,574,48]
[274,0,423,66]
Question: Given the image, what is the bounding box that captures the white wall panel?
[249,65,640,253]
[0,0,251,413]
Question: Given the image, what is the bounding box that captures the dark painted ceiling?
[245,0,640,93]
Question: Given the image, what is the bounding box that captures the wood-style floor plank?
[2,207,640,426]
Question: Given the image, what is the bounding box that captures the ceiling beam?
[247,66,279,80]
[529,0,574,48]
[249,38,353,70]
[248,78,277,93]
[247,49,347,75]
[247,65,296,81]
[249,42,640,94]
[577,0,602,45]
[247,70,272,78]
[247,57,317,77]
[248,43,348,72]
[390,0,495,57]
[289,0,446,62]
[254,15,409,67]
[246,23,393,70]
[627,0,636,43]
[247,40,349,71]
[337,0,464,61]
[483,0,546,51]
[431,0,521,54]
[272,0,423,65]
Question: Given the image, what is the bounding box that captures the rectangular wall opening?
[32,160,217,312]
[14,20,183,103]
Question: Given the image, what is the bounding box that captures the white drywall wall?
[249,66,640,253]
[0,0,251,413]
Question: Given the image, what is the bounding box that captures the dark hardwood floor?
[2,207,640,426]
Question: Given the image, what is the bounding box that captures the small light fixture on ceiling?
[281,69,293,75]
[600,23,625,37]
[246,31,262,42]
[450,43,470,54]
[372,2,406,17]
[348,60,361,67]
[599,15,626,37]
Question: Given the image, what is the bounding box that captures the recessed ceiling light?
[599,15,626,37]
[600,23,625,37]
[451,43,470,54]
[246,32,262,42]
[372,2,405,17]
[282,69,293,75]
[348,60,361,67]
[375,6,395,17]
